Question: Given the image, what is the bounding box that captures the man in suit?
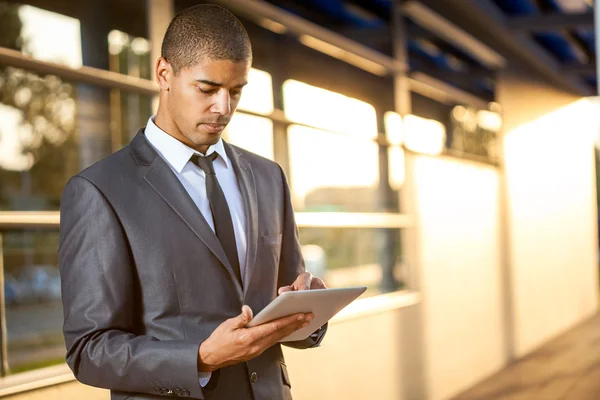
[58,5,326,399]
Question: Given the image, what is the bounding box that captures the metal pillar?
[393,2,427,398]
[77,2,112,168]
[0,235,9,376]
[377,0,413,293]
[595,0,600,95]
[146,0,174,114]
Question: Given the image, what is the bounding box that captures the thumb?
[231,305,254,328]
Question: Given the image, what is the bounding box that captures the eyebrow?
[195,79,248,89]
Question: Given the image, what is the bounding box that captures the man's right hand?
[197,305,313,373]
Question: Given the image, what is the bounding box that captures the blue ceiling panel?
[489,0,537,15]
[493,0,596,90]
[265,0,595,95]
[534,33,582,63]
[282,0,383,28]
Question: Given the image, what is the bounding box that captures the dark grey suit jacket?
[58,129,326,400]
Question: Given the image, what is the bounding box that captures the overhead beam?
[561,62,596,75]
[433,0,594,96]
[507,12,594,32]
[210,0,406,74]
[345,0,392,22]
[407,22,449,44]
[210,0,489,108]
[339,26,392,47]
[560,31,591,65]
[410,58,494,96]
[409,72,490,109]
[401,1,507,69]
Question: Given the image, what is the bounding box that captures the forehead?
[181,57,251,83]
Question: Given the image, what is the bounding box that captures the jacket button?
[250,372,258,383]
[154,387,168,395]
[174,388,190,397]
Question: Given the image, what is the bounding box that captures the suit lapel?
[131,130,243,296]
[224,143,258,297]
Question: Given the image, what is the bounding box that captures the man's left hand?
[278,272,327,295]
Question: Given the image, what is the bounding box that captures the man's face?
[166,57,250,150]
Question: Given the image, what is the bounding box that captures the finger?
[310,277,327,289]
[259,311,314,343]
[229,305,254,328]
[245,324,304,361]
[293,272,312,291]
[278,285,293,295]
[255,313,314,347]
[248,312,307,340]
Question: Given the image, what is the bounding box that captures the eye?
[230,90,242,97]
[198,88,217,95]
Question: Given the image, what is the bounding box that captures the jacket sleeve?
[275,166,328,349]
[58,176,206,399]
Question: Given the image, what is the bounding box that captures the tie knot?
[192,152,218,175]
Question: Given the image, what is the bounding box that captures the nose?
[210,89,231,116]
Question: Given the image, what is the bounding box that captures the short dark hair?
[161,4,252,74]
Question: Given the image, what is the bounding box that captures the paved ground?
[453,313,600,400]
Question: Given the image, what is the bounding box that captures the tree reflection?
[0,2,77,210]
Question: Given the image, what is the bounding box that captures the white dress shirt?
[144,116,247,387]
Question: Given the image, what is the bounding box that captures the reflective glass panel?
[2,229,63,374]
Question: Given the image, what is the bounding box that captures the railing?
[0,209,423,400]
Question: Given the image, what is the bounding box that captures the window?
[10,4,82,69]
[300,227,405,295]
[107,29,154,148]
[0,1,150,75]
[0,0,153,379]
[223,113,274,160]
[283,80,407,296]
[283,80,380,212]
[0,69,81,211]
[237,68,274,116]
[222,68,275,160]
[385,111,406,190]
[2,229,63,374]
[287,125,379,212]
[0,69,153,211]
[404,114,446,156]
[283,79,378,140]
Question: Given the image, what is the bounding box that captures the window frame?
[0,20,417,395]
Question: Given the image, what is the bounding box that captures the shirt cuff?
[199,372,212,387]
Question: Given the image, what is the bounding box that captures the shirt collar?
[144,115,230,173]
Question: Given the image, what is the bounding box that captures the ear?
[155,57,172,91]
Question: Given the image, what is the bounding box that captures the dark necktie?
[192,153,242,285]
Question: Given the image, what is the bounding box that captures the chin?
[206,133,222,143]
[190,133,221,146]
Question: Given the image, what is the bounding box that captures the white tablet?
[246,286,367,342]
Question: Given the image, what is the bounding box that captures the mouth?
[201,123,226,134]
